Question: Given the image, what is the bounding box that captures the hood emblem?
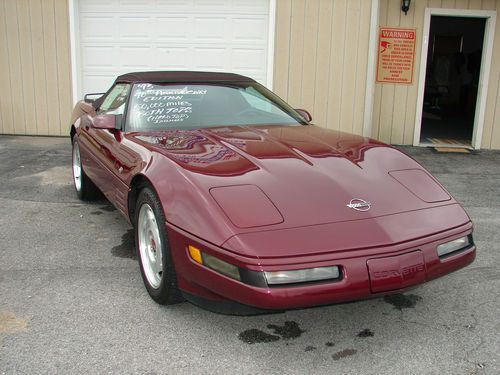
[347,198,371,212]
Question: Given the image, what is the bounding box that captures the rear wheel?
[135,187,183,305]
[72,137,99,201]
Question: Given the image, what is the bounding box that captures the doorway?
[414,9,496,149]
[420,16,485,146]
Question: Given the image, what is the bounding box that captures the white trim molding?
[363,0,380,138]
[266,0,277,90]
[413,8,497,150]
[68,0,79,105]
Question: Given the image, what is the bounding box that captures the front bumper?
[167,220,475,312]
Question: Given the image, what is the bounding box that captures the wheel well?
[128,174,154,226]
[70,125,76,142]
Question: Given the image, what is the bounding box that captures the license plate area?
[367,250,426,293]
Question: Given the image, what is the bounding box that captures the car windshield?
[126,82,307,131]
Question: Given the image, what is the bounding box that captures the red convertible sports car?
[70,71,475,314]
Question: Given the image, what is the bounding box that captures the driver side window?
[98,84,131,115]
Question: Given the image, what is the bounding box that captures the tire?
[135,187,183,305]
[72,137,100,201]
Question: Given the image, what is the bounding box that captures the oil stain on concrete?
[332,348,357,360]
[357,328,374,338]
[384,293,422,311]
[267,321,305,340]
[0,311,28,334]
[238,321,305,344]
[238,329,280,344]
[111,229,136,259]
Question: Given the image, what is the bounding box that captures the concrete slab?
[0,136,498,374]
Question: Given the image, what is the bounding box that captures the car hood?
[129,125,455,233]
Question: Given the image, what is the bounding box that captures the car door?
[80,83,131,207]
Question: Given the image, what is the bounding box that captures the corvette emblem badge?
[347,198,371,212]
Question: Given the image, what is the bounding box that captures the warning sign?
[376,27,416,84]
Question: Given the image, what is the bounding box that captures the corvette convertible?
[70,71,475,314]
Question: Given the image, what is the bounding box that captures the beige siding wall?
[1,0,499,149]
[273,0,372,135]
[373,0,500,149]
[482,1,500,148]
[0,0,72,136]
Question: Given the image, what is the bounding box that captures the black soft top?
[115,71,255,84]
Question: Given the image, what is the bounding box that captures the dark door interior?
[420,16,485,146]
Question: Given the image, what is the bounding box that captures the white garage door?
[77,0,271,96]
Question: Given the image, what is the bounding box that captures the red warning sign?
[376,27,416,84]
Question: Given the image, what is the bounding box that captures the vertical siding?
[274,0,372,134]
[0,0,72,136]
[0,0,498,148]
[373,0,500,149]
[273,0,292,100]
[287,0,306,106]
[0,1,13,134]
[312,0,333,125]
[483,0,500,148]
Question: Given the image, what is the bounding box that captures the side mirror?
[295,108,312,123]
[93,114,121,130]
[84,93,105,104]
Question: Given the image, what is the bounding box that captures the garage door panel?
[194,17,228,41]
[156,47,192,69]
[119,47,154,69]
[156,0,195,11]
[193,48,228,69]
[119,0,156,8]
[156,17,191,40]
[82,46,115,68]
[229,0,269,14]
[80,16,116,42]
[78,0,270,94]
[79,0,117,11]
[232,18,267,41]
[194,0,231,13]
[193,0,267,14]
[119,17,152,41]
[231,48,266,71]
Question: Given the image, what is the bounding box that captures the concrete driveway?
[0,135,499,375]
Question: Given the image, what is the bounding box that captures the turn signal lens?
[188,245,203,264]
[437,236,470,257]
[203,253,241,280]
[187,245,241,281]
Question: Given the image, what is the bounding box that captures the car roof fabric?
[115,71,255,84]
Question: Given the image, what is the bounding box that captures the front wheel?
[135,187,183,305]
[72,137,99,201]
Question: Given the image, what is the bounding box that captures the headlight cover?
[189,245,241,280]
[202,252,241,280]
[188,245,341,287]
[437,236,471,258]
[264,266,341,286]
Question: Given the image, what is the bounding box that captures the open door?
[414,9,496,150]
[420,16,485,147]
